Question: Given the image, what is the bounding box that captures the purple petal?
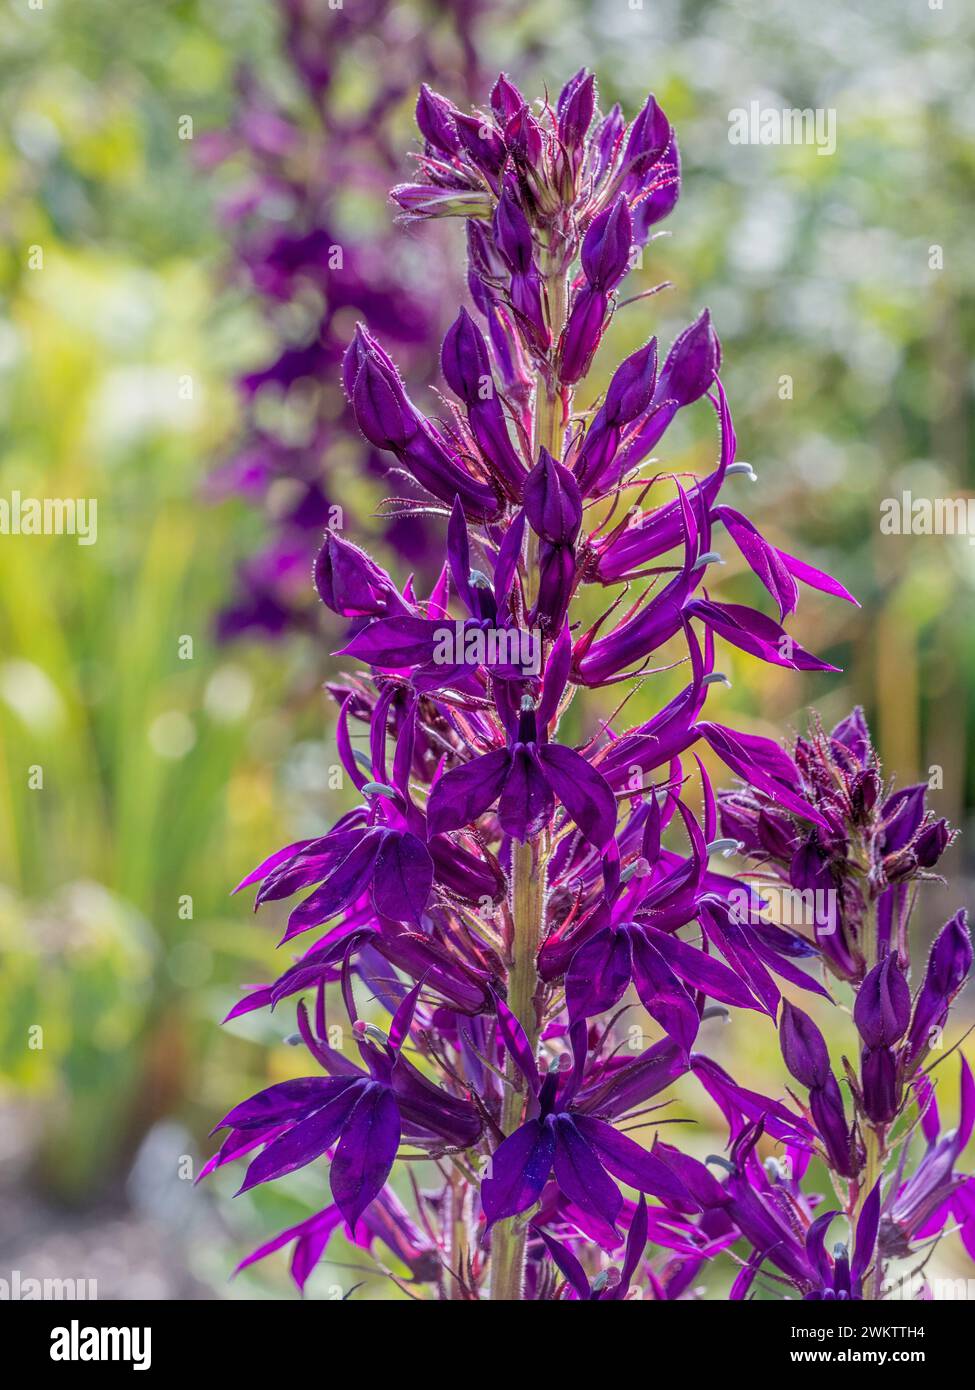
[565,927,632,1022]
[638,923,762,1012]
[427,748,511,834]
[498,745,554,841]
[687,598,839,672]
[481,1119,555,1225]
[537,743,618,848]
[282,830,384,942]
[237,1084,365,1194]
[330,1084,401,1229]
[537,1229,591,1299]
[551,1115,623,1230]
[574,1115,699,1212]
[629,932,700,1052]
[492,987,541,1095]
[215,1077,353,1135]
[371,832,434,927]
[337,616,440,668]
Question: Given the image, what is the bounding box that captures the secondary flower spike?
[211,68,973,1304]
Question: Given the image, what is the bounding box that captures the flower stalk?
[208,68,974,1305]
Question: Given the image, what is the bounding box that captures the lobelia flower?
[480,1025,700,1231]
[717,707,957,981]
[211,67,973,1303]
[880,1059,975,1262]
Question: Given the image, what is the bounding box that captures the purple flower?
[209,66,975,1305]
[427,702,617,847]
[481,1037,699,1231]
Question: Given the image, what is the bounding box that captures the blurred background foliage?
[0,0,972,1298]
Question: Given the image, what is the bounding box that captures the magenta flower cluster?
[209,70,973,1301]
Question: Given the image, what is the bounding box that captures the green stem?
[488,836,547,1300]
[488,241,566,1301]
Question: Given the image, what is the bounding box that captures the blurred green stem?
[489,836,547,1300]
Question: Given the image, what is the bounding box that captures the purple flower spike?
[212,65,974,1306]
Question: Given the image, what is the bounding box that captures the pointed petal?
[639,923,763,1012]
[537,1229,592,1299]
[330,1084,401,1229]
[498,745,554,841]
[552,1115,623,1230]
[237,1084,364,1194]
[538,743,618,848]
[629,932,700,1052]
[492,987,541,1095]
[372,832,434,926]
[481,1119,555,1225]
[214,1077,353,1135]
[281,831,384,941]
[427,748,511,834]
[565,927,632,1022]
[575,1115,700,1212]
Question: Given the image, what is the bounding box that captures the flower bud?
[914,818,950,868]
[352,354,417,450]
[780,1001,832,1090]
[454,112,506,184]
[505,105,544,169]
[656,309,720,407]
[581,195,633,292]
[314,534,403,619]
[810,1073,861,1178]
[622,94,671,181]
[490,73,525,125]
[860,1045,901,1126]
[559,285,607,384]
[631,140,680,243]
[907,909,972,1064]
[591,103,625,185]
[524,448,582,546]
[441,310,525,498]
[416,84,461,155]
[441,306,490,402]
[493,183,536,275]
[531,542,577,633]
[854,955,910,1049]
[603,339,658,424]
[557,69,596,166]
[850,768,881,822]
